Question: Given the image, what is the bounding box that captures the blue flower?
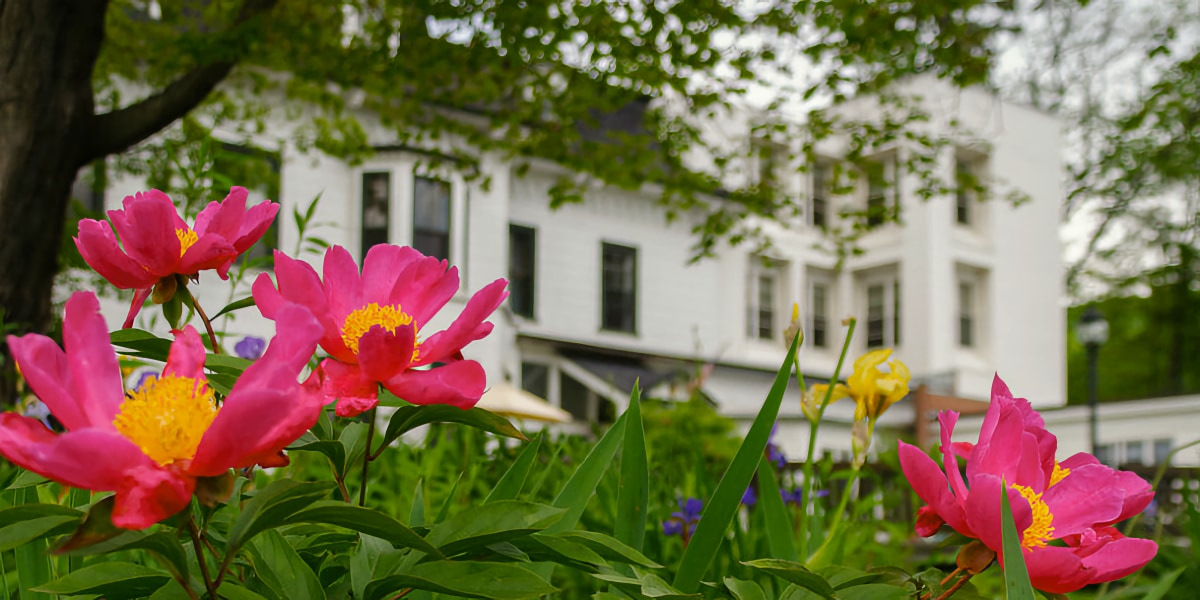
[742,486,757,506]
[234,335,267,360]
[664,497,703,538]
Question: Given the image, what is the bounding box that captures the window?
[520,362,550,400]
[1095,444,1115,466]
[747,261,782,341]
[361,172,390,257]
[955,154,985,226]
[754,138,786,187]
[1124,441,1145,465]
[865,156,898,228]
[601,243,637,333]
[1154,439,1173,465]
[413,176,451,260]
[508,225,536,319]
[863,274,900,349]
[811,282,829,348]
[959,281,975,347]
[215,143,280,267]
[810,163,830,228]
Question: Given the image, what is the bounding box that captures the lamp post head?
[1076,306,1109,348]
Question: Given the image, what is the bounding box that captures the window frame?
[864,154,900,229]
[412,174,453,261]
[810,162,831,229]
[860,270,901,350]
[746,258,785,342]
[958,280,976,348]
[360,171,392,259]
[600,242,638,334]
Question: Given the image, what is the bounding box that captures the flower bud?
[783,302,804,349]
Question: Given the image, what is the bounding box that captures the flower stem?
[359,407,377,507]
[186,517,218,599]
[180,285,222,353]
[934,570,976,600]
[798,318,856,559]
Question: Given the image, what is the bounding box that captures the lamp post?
[1076,306,1109,457]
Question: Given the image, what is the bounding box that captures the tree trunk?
[0,1,109,405]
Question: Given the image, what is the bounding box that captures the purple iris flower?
[764,424,787,468]
[742,486,757,507]
[663,497,703,538]
[234,335,267,360]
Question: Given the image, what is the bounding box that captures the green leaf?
[247,529,326,600]
[409,479,426,527]
[614,385,649,552]
[213,295,257,319]
[835,583,912,600]
[425,500,564,557]
[363,561,556,600]
[51,494,125,554]
[32,561,171,599]
[14,489,54,600]
[999,480,1036,600]
[378,403,526,451]
[226,479,333,553]
[553,530,662,568]
[351,534,394,600]
[673,332,800,593]
[757,457,799,562]
[0,504,83,551]
[1141,566,1185,600]
[6,469,48,489]
[110,328,173,360]
[205,353,253,374]
[591,569,702,599]
[742,559,836,599]
[527,409,628,579]
[725,578,768,600]
[517,533,608,568]
[485,433,543,504]
[162,292,183,330]
[218,581,271,600]
[284,500,443,557]
[289,440,347,478]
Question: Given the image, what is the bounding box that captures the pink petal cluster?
[1,292,322,529]
[75,188,278,328]
[899,376,1157,594]
[252,245,507,417]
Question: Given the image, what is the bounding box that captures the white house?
[93,77,1071,459]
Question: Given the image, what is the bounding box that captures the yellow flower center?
[1049,462,1070,487]
[112,375,218,466]
[1011,484,1055,551]
[340,303,420,359]
[176,228,199,256]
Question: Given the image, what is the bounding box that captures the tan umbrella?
[477,382,573,423]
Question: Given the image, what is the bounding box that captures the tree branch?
[80,0,278,163]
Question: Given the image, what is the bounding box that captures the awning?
[477,382,573,423]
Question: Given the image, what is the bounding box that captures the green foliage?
[1066,287,1200,404]
[998,482,1036,600]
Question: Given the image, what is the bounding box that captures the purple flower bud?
[234,335,267,360]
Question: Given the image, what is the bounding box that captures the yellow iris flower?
[845,348,910,423]
[801,382,849,423]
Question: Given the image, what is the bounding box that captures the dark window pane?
[521,362,549,400]
[413,176,451,260]
[866,162,886,227]
[509,225,536,318]
[892,280,901,346]
[812,166,828,228]
[867,284,885,348]
[362,172,390,257]
[812,283,828,348]
[1154,439,1172,464]
[560,372,591,422]
[601,243,637,332]
[956,160,972,225]
[958,282,974,347]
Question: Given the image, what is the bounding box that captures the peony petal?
[0,418,159,491]
[177,235,237,276]
[122,287,154,329]
[963,474,1033,553]
[191,304,323,475]
[899,440,971,536]
[109,191,184,277]
[7,334,86,431]
[1042,464,1125,537]
[162,326,209,382]
[192,187,248,240]
[63,292,126,428]
[357,325,416,383]
[381,360,486,409]
[915,505,946,537]
[967,402,1026,485]
[1024,546,1093,595]
[322,245,364,323]
[1080,536,1157,584]
[388,255,459,325]
[1109,470,1155,523]
[269,251,352,362]
[939,411,970,501]
[321,359,379,417]
[231,199,278,253]
[361,244,423,304]
[74,220,159,289]
[111,464,194,530]
[251,269,286,319]
[415,279,507,365]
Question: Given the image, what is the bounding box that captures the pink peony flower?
[898,376,1157,594]
[75,187,278,328]
[1,292,322,529]
[251,245,507,417]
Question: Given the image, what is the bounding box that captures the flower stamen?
[176,228,199,256]
[1011,484,1055,551]
[113,374,218,466]
[341,303,420,359]
[1049,462,1071,487]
